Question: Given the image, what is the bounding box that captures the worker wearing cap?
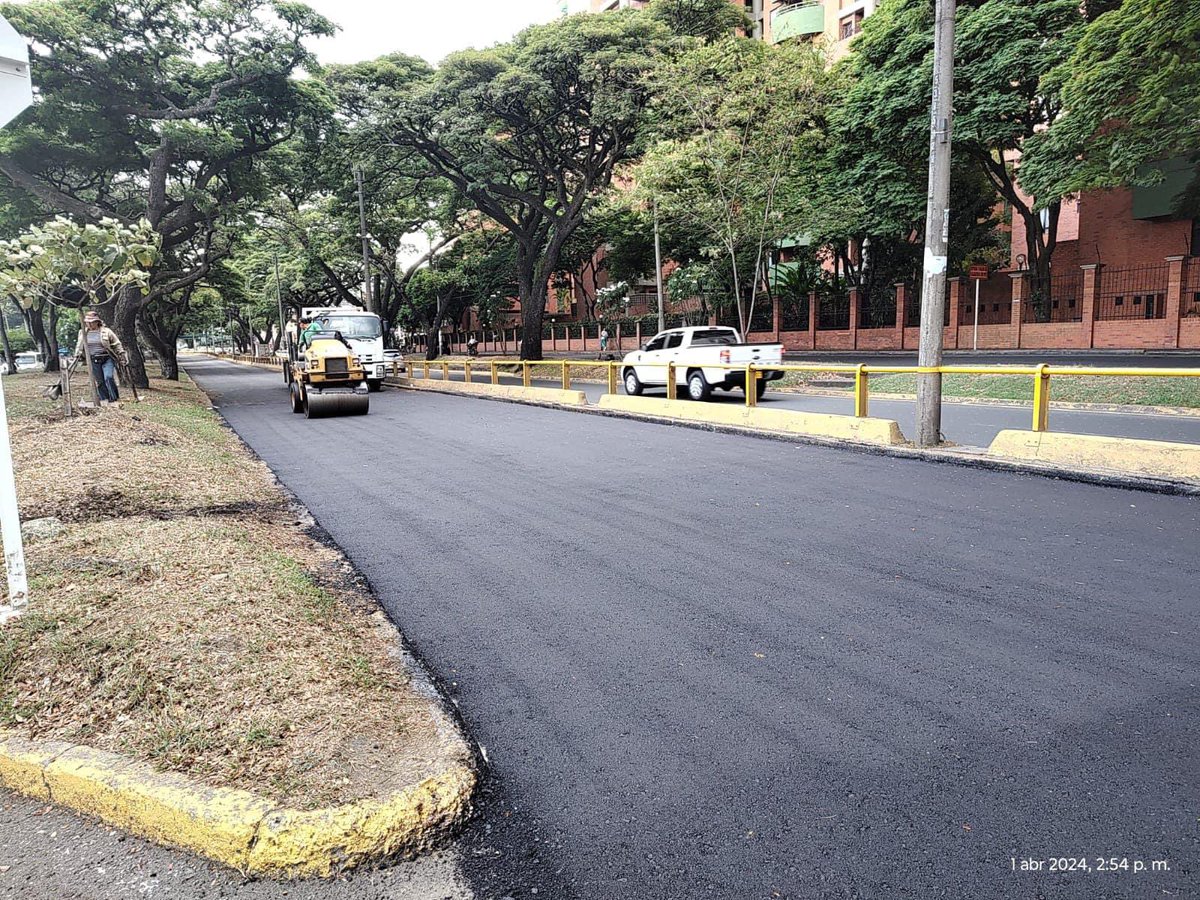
[74,311,128,403]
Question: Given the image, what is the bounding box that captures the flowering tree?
[0,217,160,399]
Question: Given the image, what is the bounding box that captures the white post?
[0,370,27,624]
[0,14,32,622]
[973,278,980,352]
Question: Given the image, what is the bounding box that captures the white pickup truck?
[621,326,784,402]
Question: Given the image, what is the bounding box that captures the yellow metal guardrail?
[406,357,1200,433]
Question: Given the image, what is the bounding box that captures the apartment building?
[589,0,874,51]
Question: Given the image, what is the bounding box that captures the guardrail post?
[607,361,618,395]
[1032,363,1050,432]
[666,362,677,401]
[854,364,869,417]
[463,361,472,384]
[442,361,449,382]
[490,361,499,385]
[561,361,570,390]
[522,362,531,388]
[745,364,757,408]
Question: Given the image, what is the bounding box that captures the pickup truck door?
[635,332,670,384]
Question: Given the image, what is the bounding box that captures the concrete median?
[597,395,907,446]
[988,429,1200,480]
[394,375,589,407]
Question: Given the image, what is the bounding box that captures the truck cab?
[299,307,388,391]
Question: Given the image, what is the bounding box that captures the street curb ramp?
[989,430,1200,480]
[598,395,907,446]
[0,732,476,877]
[395,375,589,407]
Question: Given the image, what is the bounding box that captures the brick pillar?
[848,286,860,350]
[947,277,962,349]
[635,321,642,346]
[1080,264,1100,349]
[808,290,818,350]
[1010,272,1027,349]
[1165,255,1186,349]
[772,296,782,341]
[708,312,718,326]
[895,283,906,350]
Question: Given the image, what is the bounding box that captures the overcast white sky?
[303,0,592,66]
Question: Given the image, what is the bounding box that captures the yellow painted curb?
[988,430,1200,480]
[398,376,589,407]
[0,732,476,877]
[598,395,907,446]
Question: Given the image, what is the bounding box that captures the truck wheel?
[623,368,643,396]
[290,382,304,413]
[367,379,383,393]
[687,370,711,401]
[755,379,768,402]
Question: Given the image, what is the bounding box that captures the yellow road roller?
[285,328,370,418]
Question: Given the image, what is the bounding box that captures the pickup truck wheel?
[623,368,643,396]
[755,379,768,402]
[687,370,711,401]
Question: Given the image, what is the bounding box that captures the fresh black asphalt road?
[415,366,1200,448]
[182,356,1196,899]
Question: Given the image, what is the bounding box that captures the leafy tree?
[842,0,1084,286]
[388,11,670,359]
[0,216,158,395]
[0,0,334,383]
[1020,0,1200,217]
[646,0,750,42]
[634,37,833,335]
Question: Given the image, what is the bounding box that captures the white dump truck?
[299,307,390,392]
[621,326,784,402]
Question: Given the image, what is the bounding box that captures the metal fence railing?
[1024,271,1084,324]
[1096,265,1170,321]
[816,289,850,331]
[858,290,897,329]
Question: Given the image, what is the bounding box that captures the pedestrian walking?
[599,326,609,356]
[73,311,127,404]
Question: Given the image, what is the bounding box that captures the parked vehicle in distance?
[14,351,43,372]
[621,326,784,402]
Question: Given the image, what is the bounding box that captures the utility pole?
[653,197,665,333]
[274,252,286,354]
[914,0,957,448]
[354,166,374,313]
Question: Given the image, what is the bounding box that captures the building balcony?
[771,2,825,43]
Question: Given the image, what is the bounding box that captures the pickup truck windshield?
[689,329,739,346]
[319,316,381,339]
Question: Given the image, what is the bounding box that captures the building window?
[838,10,864,39]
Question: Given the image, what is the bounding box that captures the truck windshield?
[689,329,739,346]
[320,316,381,339]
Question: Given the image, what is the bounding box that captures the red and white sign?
[969,264,989,281]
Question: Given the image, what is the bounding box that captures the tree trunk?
[44,304,61,372]
[114,286,149,388]
[0,304,14,373]
[518,265,545,361]
[139,317,179,380]
[23,304,52,370]
[425,296,450,361]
